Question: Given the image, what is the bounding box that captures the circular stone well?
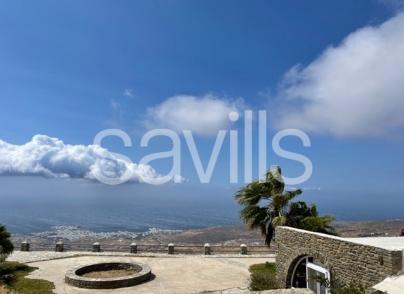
[65,262,151,289]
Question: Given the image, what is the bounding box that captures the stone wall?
[276,226,403,289]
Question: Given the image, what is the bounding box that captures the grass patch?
[0,262,54,294]
[0,262,31,276]
[249,262,279,291]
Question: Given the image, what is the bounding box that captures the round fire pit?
[65,262,151,289]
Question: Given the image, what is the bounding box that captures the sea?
[1,176,403,236]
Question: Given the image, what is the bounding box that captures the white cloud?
[275,12,404,137]
[145,94,242,136]
[379,0,404,11]
[123,89,134,98]
[0,135,163,183]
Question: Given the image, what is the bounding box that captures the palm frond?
[284,189,302,201]
[234,166,336,247]
[273,215,287,226]
[301,215,337,235]
[235,181,272,206]
[239,205,268,229]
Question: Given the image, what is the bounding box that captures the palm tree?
[0,224,14,262]
[235,166,335,246]
[287,201,336,235]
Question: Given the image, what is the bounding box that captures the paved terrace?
[12,236,404,293]
[8,251,281,294]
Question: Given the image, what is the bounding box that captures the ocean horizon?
[1,177,403,235]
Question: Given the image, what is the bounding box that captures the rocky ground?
[333,219,404,237]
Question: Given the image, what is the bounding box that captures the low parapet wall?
[17,241,275,255]
[276,226,403,289]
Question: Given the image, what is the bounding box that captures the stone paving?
[7,251,281,294]
[8,251,275,264]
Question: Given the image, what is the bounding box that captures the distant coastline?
[10,219,404,251]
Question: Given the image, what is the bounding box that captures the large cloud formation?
[0,135,161,184]
[276,12,404,137]
[145,94,242,137]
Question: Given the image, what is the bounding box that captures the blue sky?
[1,0,404,223]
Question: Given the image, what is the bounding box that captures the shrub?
[249,262,279,291]
[0,262,30,276]
[0,225,14,262]
[318,277,365,294]
[333,284,365,294]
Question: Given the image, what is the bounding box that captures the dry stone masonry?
[276,226,403,290]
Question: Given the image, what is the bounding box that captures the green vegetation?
[333,285,365,294]
[0,224,54,294]
[0,225,14,262]
[248,262,278,291]
[235,166,336,245]
[328,281,365,294]
[318,277,365,294]
[288,201,336,235]
[0,262,55,294]
[248,262,366,293]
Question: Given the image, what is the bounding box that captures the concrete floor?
[26,255,275,294]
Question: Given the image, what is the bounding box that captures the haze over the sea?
[1,177,402,234]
